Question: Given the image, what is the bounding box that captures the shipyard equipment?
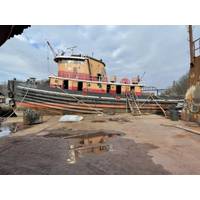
[182,25,200,122]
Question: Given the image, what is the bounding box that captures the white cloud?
[0,25,198,88]
[14,35,27,42]
[111,47,125,58]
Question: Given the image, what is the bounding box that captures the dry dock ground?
[0,112,200,175]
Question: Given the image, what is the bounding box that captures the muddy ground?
[0,113,200,175]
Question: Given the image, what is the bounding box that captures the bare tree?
[162,74,189,97]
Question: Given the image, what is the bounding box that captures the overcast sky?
[0,25,199,88]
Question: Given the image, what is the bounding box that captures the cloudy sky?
[0,25,199,88]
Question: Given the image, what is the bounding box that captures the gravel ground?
[0,113,200,175]
[0,135,169,175]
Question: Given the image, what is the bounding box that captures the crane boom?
[47,41,57,57]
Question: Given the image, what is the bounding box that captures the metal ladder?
[126,93,142,115]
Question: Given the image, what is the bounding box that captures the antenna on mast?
[140,72,146,81]
[66,46,77,55]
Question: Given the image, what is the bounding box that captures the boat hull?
[14,85,183,115]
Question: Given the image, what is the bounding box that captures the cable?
[57,87,103,114]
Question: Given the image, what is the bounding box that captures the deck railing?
[58,71,108,82]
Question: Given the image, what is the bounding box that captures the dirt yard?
[0,112,200,175]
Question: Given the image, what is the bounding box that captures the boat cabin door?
[107,84,111,93]
[78,81,83,91]
[116,85,121,94]
[63,80,68,89]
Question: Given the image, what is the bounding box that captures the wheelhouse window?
[97,73,102,81]
[65,60,84,64]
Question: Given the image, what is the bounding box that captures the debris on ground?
[108,117,130,122]
[59,115,83,122]
[23,109,43,125]
[161,123,200,135]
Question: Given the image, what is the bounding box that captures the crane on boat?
[47,41,78,57]
[46,41,57,58]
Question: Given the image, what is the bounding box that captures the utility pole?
[188,25,194,67]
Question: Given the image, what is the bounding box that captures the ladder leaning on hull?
[138,93,167,117]
[126,93,142,115]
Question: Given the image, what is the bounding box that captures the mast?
[188,25,194,66]
[47,41,57,58]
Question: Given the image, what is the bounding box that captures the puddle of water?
[0,126,11,138]
[66,131,120,164]
[67,143,112,164]
[43,129,124,164]
[0,122,30,138]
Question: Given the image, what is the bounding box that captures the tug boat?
[8,52,182,114]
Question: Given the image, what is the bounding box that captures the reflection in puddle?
[0,126,11,138]
[67,144,112,164]
[66,132,118,164]
[0,122,30,138]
